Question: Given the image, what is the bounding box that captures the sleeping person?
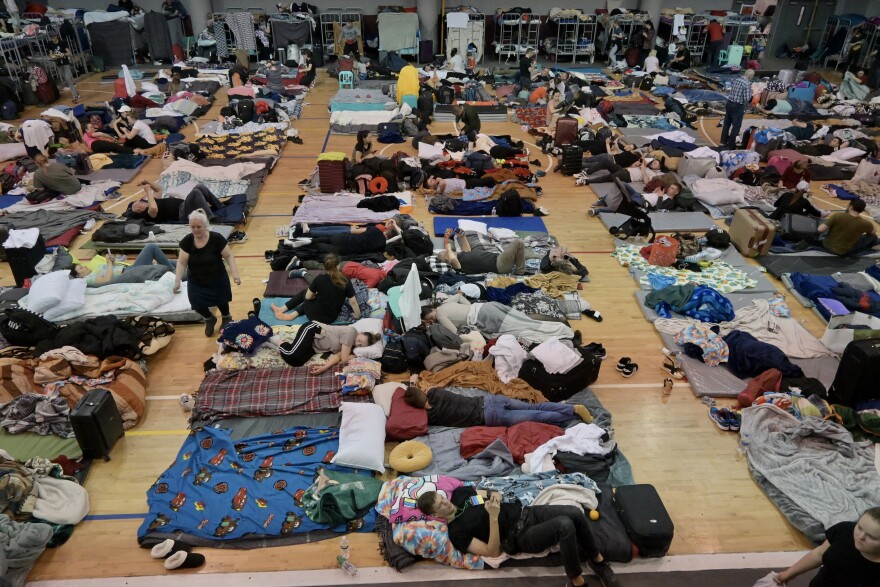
[277,321,380,374]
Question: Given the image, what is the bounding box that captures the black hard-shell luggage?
[561,144,583,176]
[625,47,640,67]
[70,389,125,461]
[780,213,820,241]
[829,338,880,406]
[613,484,674,558]
[517,347,601,402]
[554,116,578,147]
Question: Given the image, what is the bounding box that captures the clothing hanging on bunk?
[225,12,256,53]
[214,19,229,58]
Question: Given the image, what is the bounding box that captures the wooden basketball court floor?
[4,65,861,584]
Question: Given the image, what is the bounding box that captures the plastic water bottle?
[339,535,350,560]
[337,555,357,576]
[491,207,497,216]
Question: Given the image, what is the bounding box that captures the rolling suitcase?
[730,208,775,257]
[829,338,880,406]
[726,44,744,67]
[69,388,125,461]
[316,152,348,194]
[554,116,578,147]
[779,213,820,241]
[561,144,583,175]
[625,47,640,67]
[613,484,674,558]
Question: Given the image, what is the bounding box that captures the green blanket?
[303,469,383,527]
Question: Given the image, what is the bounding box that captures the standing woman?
[640,22,655,65]
[271,253,361,323]
[173,209,241,336]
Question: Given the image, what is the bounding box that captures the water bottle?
[339,535,350,560]
[491,207,497,216]
[337,555,357,576]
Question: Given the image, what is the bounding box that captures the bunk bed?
[857,18,880,69]
[658,12,708,65]
[496,11,540,63]
[445,10,485,64]
[270,12,315,53]
[321,7,362,57]
[378,11,419,56]
[815,14,867,70]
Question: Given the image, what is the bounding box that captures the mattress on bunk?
[92,224,235,249]
[329,89,396,112]
[88,20,134,67]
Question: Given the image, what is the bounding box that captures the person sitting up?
[568,84,592,108]
[588,176,681,216]
[299,48,315,86]
[271,253,361,323]
[445,47,466,75]
[126,180,223,223]
[422,294,575,343]
[453,103,481,136]
[758,98,793,116]
[278,321,378,373]
[71,243,177,287]
[32,154,82,195]
[796,199,878,255]
[668,37,690,71]
[769,180,824,221]
[416,487,619,587]
[575,155,663,185]
[774,507,880,586]
[436,228,525,275]
[779,159,811,189]
[258,60,291,93]
[644,50,660,73]
[426,175,497,193]
[403,385,594,427]
[111,107,158,150]
[352,130,376,163]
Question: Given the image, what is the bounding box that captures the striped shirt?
[727,76,752,105]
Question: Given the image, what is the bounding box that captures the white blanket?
[162,159,265,180]
[5,180,121,212]
[330,106,409,127]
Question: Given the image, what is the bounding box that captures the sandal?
[662,378,673,396]
[662,357,685,380]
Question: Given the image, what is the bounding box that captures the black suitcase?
[70,389,125,461]
[613,484,674,558]
[561,145,583,176]
[829,338,880,406]
[4,234,46,287]
[780,213,820,241]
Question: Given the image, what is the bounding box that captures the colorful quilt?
[192,367,342,425]
[137,426,377,545]
[512,107,547,129]
[157,171,251,199]
[622,115,678,130]
[612,245,758,293]
[193,128,285,159]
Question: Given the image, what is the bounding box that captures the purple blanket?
[293,194,399,224]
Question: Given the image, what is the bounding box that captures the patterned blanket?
[612,245,758,293]
[193,128,285,159]
[192,367,342,425]
[157,171,251,199]
[137,426,377,546]
[512,106,548,129]
[824,181,880,217]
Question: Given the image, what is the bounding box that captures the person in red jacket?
[705,18,725,66]
[778,159,812,189]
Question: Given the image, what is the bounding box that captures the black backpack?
[496,189,523,217]
[402,327,431,371]
[0,308,61,347]
[438,86,454,105]
[234,99,255,123]
[402,228,432,256]
[610,215,655,242]
[705,227,731,249]
[380,335,408,373]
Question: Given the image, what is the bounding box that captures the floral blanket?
[512,107,548,129]
[612,245,758,293]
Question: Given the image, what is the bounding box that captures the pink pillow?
[386,387,429,441]
[386,476,464,525]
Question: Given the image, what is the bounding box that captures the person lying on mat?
[70,243,179,287]
[277,322,380,374]
[436,229,525,275]
[580,135,641,160]
[756,98,793,117]
[283,219,401,259]
[425,175,498,194]
[417,488,619,587]
[421,295,575,343]
[768,181,825,221]
[794,136,848,157]
[126,180,223,223]
[774,507,880,586]
[587,176,681,216]
[796,199,878,255]
[402,384,593,427]
[271,253,361,323]
[575,155,664,185]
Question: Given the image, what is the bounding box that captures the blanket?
[416,360,547,403]
[293,193,399,224]
[137,426,377,547]
[0,514,54,587]
[193,128,285,159]
[157,171,251,199]
[409,428,517,481]
[741,404,880,540]
[0,395,74,438]
[192,367,342,425]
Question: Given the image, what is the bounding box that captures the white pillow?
[853,158,880,184]
[331,402,387,473]
[43,277,87,321]
[372,382,404,417]
[353,317,383,334]
[829,147,866,161]
[691,178,747,206]
[352,339,384,359]
[25,270,72,314]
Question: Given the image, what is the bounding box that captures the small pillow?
[386,387,428,441]
[25,270,70,314]
[353,317,383,334]
[331,402,387,473]
[828,147,866,161]
[42,277,87,321]
[373,382,404,417]
[389,441,433,473]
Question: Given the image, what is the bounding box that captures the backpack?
[0,100,16,121]
[380,335,408,373]
[377,122,405,144]
[597,99,614,114]
[234,99,255,122]
[0,308,61,347]
[609,215,655,241]
[705,227,731,249]
[438,86,454,105]
[402,327,431,371]
[0,172,16,194]
[402,228,433,256]
[496,189,523,217]
[427,323,462,350]
[672,232,701,259]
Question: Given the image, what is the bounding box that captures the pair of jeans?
[811,233,880,256]
[58,64,79,100]
[182,184,223,221]
[495,239,525,274]
[706,40,723,66]
[515,506,601,579]
[720,100,746,148]
[133,243,176,270]
[482,395,574,427]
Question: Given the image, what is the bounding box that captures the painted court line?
[83,513,146,521]
[124,429,188,436]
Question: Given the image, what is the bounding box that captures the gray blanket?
[742,404,880,538]
[0,513,54,587]
[293,194,399,224]
[410,428,516,481]
[0,209,115,241]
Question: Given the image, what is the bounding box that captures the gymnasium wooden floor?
[6,64,861,582]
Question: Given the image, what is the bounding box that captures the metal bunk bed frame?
[858,20,880,69]
[269,11,314,51]
[497,11,540,63]
[658,14,708,64]
[444,10,485,64]
[816,14,862,70]
[552,14,597,64]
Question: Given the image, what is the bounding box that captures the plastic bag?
[752,572,782,587]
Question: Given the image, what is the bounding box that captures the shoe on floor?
[165,551,206,570]
[620,362,638,378]
[587,558,619,587]
[616,357,632,372]
[534,207,549,217]
[662,378,673,396]
[179,394,194,412]
[725,408,741,432]
[536,170,546,177]
[151,539,191,559]
[709,407,731,431]
[583,342,607,360]
[662,357,685,380]
[583,309,603,322]
[530,159,542,166]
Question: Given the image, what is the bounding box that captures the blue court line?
[84,513,147,521]
[320,127,331,153]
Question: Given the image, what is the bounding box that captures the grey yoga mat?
[600,211,717,232]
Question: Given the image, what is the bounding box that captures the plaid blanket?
[193,367,342,425]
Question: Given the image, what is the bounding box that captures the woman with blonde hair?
[271,253,361,323]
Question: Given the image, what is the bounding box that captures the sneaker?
[584,342,607,360]
[588,208,599,217]
[576,178,588,187]
[285,256,301,271]
[179,394,194,412]
[534,207,549,217]
[288,268,307,279]
[616,357,632,372]
[587,558,619,587]
[536,170,546,177]
[725,408,741,432]
[620,362,638,378]
[709,407,731,431]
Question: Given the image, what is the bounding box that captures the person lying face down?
[416,485,619,586]
[402,385,593,428]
